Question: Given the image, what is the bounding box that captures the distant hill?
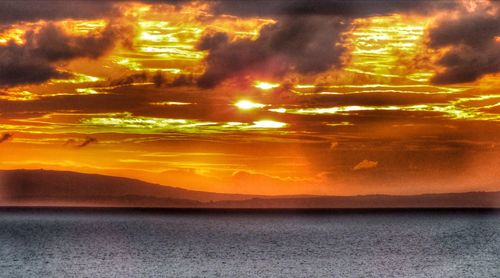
[208,193,500,208]
[1,169,499,208]
[0,169,260,206]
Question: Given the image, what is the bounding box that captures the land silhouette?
[1,169,499,208]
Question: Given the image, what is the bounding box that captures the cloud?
[428,3,500,84]
[329,141,338,151]
[197,16,348,88]
[76,137,97,148]
[0,133,12,143]
[110,73,149,87]
[63,139,77,146]
[0,1,117,24]
[353,159,378,171]
[308,91,456,107]
[196,0,462,88]
[0,21,134,87]
[64,137,97,148]
[211,0,458,17]
[110,71,195,88]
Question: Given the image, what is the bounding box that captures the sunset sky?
[0,0,499,196]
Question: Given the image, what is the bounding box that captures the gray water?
[0,210,499,277]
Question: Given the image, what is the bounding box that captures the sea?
[0,209,499,277]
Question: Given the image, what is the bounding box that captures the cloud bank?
[197,16,347,88]
[428,3,500,84]
[0,1,117,24]
[0,22,133,86]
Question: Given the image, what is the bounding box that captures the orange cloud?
[353,160,379,171]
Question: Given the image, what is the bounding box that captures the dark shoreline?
[1,206,500,215]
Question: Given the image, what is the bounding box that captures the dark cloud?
[152,72,167,88]
[0,85,209,120]
[0,92,152,117]
[197,16,348,88]
[0,133,12,143]
[428,14,500,49]
[110,72,149,86]
[77,137,97,148]
[170,74,196,87]
[0,0,457,25]
[428,5,500,84]
[307,91,456,107]
[64,139,77,146]
[110,72,195,88]
[0,22,134,87]
[430,45,500,84]
[196,0,462,88]
[0,1,117,24]
[64,137,97,148]
[211,0,458,18]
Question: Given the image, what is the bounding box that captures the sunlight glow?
[348,15,432,83]
[235,100,267,110]
[151,101,193,106]
[1,2,499,197]
[251,120,287,129]
[51,72,104,84]
[290,106,400,115]
[0,27,26,45]
[75,88,101,95]
[253,81,280,90]
[269,108,287,113]
[0,91,38,101]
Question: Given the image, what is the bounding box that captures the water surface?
[0,209,499,277]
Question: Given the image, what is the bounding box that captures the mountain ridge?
[1,169,499,208]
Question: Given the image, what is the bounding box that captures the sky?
[0,0,499,196]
